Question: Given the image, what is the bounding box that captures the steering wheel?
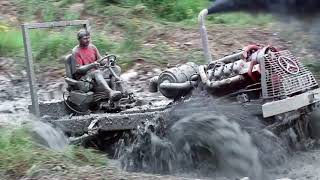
[99,54,117,67]
[107,54,117,67]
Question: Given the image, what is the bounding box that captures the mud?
[117,95,291,179]
[1,58,320,180]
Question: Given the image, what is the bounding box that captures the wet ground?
[1,59,320,180]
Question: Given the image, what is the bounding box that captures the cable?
[63,91,90,115]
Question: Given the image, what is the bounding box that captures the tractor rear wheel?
[170,113,263,179]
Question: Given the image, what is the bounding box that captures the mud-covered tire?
[309,111,320,139]
[170,113,263,179]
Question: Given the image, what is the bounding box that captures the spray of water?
[31,121,69,151]
[0,112,69,152]
[118,95,290,179]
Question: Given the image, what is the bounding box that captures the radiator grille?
[263,50,318,98]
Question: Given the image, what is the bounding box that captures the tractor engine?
[150,45,319,101]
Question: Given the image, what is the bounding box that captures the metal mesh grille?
[263,50,318,98]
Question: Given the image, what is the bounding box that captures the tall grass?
[0,28,113,68]
[0,127,106,178]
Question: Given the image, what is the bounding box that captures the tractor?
[148,8,320,143]
[21,8,320,180]
[120,8,320,180]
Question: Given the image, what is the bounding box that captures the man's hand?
[93,61,100,68]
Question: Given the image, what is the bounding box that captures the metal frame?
[21,20,90,117]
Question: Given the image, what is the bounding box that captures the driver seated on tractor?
[72,29,122,101]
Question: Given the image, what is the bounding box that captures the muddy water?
[117,95,291,180]
[1,66,320,180]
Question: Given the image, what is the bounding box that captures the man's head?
[77,29,90,47]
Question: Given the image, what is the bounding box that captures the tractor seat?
[64,54,92,92]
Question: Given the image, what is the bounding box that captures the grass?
[0,126,107,179]
[13,0,82,22]
[207,12,273,27]
[0,28,113,69]
[2,0,274,72]
[1,21,205,70]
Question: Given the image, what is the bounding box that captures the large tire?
[169,113,263,179]
[309,111,320,139]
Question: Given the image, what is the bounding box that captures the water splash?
[117,95,291,179]
[31,121,69,151]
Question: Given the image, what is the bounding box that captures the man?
[72,29,122,101]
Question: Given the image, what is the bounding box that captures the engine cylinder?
[158,62,199,99]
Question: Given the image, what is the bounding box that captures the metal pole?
[21,24,40,117]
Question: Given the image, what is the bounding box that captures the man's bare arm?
[75,63,99,74]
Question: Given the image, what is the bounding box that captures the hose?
[63,91,90,115]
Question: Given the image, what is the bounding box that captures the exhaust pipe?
[198,9,212,63]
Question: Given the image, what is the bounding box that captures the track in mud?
[115,94,290,180]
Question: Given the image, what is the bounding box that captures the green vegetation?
[207,12,273,27]
[0,29,109,69]
[0,126,106,179]
[0,0,273,70]
[0,24,204,70]
[14,0,82,22]
[118,0,210,21]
